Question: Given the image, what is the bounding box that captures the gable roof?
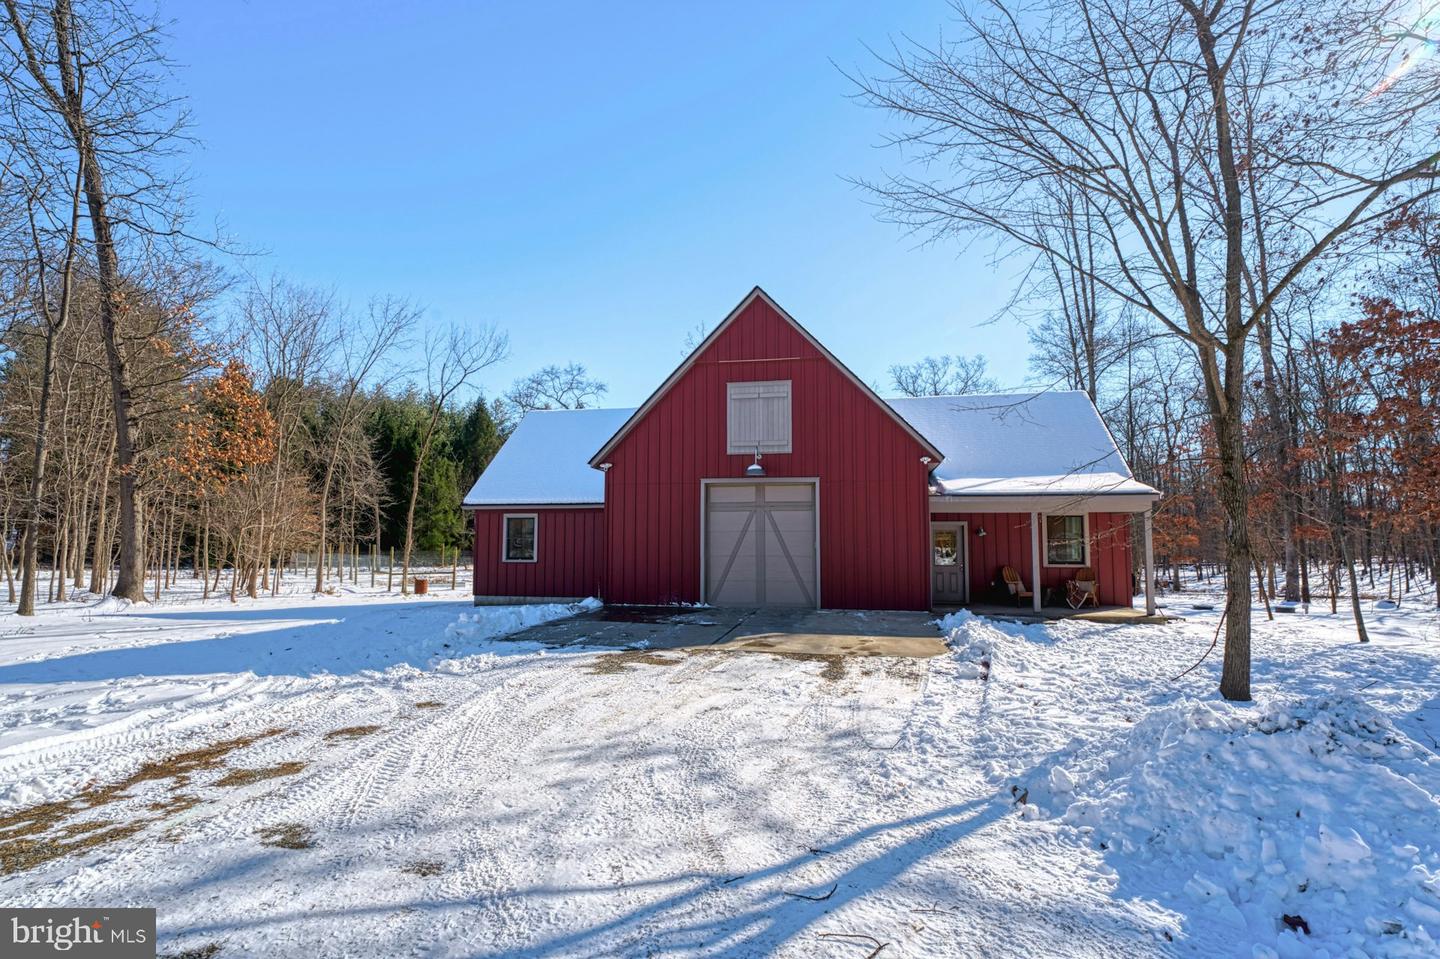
[588,286,943,466]
[462,407,636,507]
[887,391,1159,498]
[463,391,1158,508]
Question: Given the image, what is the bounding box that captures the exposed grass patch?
[0,728,285,874]
[585,651,684,674]
[881,658,926,684]
[1,821,147,875]
[214,761,307,788]
[147,794,204,815]
[324,725,382,742]
[57,818,115,838]
[767,651,848,682]
[402,858,444,877]
[413,701,443,709]
[256,822,314,849]
[82,728,287,803]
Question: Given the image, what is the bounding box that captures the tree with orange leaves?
[1328,298,1440,608]
[169,361,279,600]
[173,361,277,494]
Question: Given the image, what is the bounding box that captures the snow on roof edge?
[462,407,636,508]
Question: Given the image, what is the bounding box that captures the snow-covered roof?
[887,392,1159,498]
[464,391,1156,507]
[463,407,636,507]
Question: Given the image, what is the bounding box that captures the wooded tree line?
[855,0,1440,699]
[0,0,612,613]
[0,262,514,605]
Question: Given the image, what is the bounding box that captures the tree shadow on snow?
[0,600,585,683]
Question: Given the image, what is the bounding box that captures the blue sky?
[172,0,1024,405]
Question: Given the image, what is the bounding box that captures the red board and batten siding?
[602,296,933,610]
[932,511,1135,606]
[472,508,605,600]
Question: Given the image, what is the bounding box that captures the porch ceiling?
[929,492,1160,514]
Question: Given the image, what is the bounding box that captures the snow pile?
[1055,697,1440,956]
[440,598,599,664]
[936,608,1055,678]
[936,609,998,678]
[936,606,1440,956]
[445,597,598,641]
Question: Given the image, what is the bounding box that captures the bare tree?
[889,353,997,396]
[504,362,608,416]
[400,325,507,594]
[1022,186,1148,402]
[233,277,337,594]
[2,116,84,614]
[853,0,1440,700]
[2,0,192,602]
[312,296,415,591]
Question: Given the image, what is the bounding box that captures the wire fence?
[285,546,472,591]
[287,549,471,572]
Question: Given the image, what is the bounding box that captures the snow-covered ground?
[1,579,1436,958]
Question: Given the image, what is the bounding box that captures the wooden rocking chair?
[1001,566,1033,607]
[1066,567,1099,609]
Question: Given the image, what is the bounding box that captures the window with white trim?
[1044,514,1088,566]
[502,514,538,563]
[727,380,792,455]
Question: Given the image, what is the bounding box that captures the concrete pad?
[505,605,747,650]
[504,605,948,659]
[715,608,945,658]
[716,631,946,659]
[735,608,940,639]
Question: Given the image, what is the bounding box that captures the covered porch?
[928,490,1162,617]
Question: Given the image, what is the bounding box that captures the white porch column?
[1143,508,1157,616]
[1030,511,1043,612]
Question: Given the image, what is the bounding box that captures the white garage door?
[705,483,817,607]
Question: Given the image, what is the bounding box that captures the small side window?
[503,514,537,562]
[1044,514,1087,566]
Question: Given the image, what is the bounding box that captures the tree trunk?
[1,505,14,604]
[1191,6,1252,703]
[88,448,113,594]
[43,0,147,602]
[1213,381,1253,702]
[1431,525,1439,609]
[314,470,334,593]
[52,504,69,605]
[1340,535,1370,643]
[1254,554,1273,621]
[17,328,61,616]
[1300,544,1311,604]
[1325,448,1368,642]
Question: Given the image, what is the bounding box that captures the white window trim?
[501,513,539,564]
[726,379,793,455]
[1041,512,1090,568]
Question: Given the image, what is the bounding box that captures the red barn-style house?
[464,288,1161,614]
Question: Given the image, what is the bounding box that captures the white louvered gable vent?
[727,380,792,455]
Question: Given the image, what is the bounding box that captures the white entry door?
[705,483,817,607]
